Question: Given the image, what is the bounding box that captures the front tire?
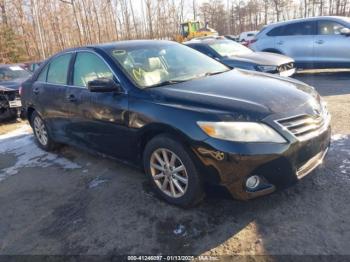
[143,135,205,207]
[30,111,59,151]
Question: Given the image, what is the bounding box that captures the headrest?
[148,57,163,71]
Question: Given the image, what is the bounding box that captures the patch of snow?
[0,126,81,182]
[173,224,186,236]
[329,134,350,182]
[88,176,108,188]
[332,134,347,141]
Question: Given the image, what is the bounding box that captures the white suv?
[251,16,350,68]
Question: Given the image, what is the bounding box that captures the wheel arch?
[27,106,36,126]
[137,123,221,185]
[262,48,283,54]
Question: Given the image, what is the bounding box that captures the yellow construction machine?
[175,21,218,42]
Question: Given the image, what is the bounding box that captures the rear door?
[273,21,316,66]
[314,20,350,67]
[32,53,73,141]
[65,51,130,158]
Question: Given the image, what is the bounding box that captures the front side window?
[208,40,252,57]
[47,53,72,85]
[108,43,229,88]
[318,20,346,35]
[73,52,113,87]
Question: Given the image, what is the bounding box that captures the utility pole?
[33,0,46,59]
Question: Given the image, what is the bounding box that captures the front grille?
[276,109,330,141]
[277,62,294,72]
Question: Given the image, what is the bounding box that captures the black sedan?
[184,38,296,76]
[21,40,330,207]
[0,64,31,121]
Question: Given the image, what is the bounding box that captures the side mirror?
[340,28,350,36]
[87,78,122,93]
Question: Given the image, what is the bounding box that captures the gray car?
[184,38,295,76]
[251,16,350,68]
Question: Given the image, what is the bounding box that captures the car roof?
[51,40,177,57]
[88,40,176,50]
[265,16,349,28]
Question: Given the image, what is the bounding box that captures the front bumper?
[279,68,296,77]
[193,125,331,200]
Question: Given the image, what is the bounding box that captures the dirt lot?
[0,70,349,257]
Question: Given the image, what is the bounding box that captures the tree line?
[0,0,349,63]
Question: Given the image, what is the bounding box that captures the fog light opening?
[246,175,261,190]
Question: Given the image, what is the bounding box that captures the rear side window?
[73,52,113,87]
[267,26,284,36]
[47,53,72,85]
[318,20,345,35]
[268,22,316,36]
[37,64,48,82]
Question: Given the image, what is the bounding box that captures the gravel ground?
[0,70,349,257]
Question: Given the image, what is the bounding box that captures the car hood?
[0,77,27,90]
[150,69,319,121]
[223,51,294,66]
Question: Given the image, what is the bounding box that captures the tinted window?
[47,54,72,85]
[73,52,113,87]
[268,22,315,36]
[37,64,48,82]
[318,20,345,35]
[267,26,284,36]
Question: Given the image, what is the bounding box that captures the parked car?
[224,35,239,42]
[21,61,42,73]
[184,38,296,76]
[251,16,350,68]
[0,64,31,121]
[239,30,258,46]
[21,40,331,207]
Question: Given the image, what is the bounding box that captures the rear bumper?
[193,125,331,200]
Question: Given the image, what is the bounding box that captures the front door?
[65,51,130,159]
[314,20,350,67]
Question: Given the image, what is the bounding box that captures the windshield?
[209,41,253,57]
[108,43,229,88]
[0,66,31,82]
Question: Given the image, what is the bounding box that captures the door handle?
[277,40,284,45]
[66,94,77,102]
[316,39,324,44]
[33,87,40,95]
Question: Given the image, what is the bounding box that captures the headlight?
[197,121,286,143]
[256,65,277,72]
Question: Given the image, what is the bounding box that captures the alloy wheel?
[33,116,48,146]
[150,148,188,198]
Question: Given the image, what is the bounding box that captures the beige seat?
[142,57,169,86]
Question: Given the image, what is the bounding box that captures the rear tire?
[143,135,205,207]
[30,111,59,151]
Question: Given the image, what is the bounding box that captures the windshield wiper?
[147,79,187,88]
[203,70,229,77]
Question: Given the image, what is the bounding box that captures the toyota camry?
[21,40,331,207]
